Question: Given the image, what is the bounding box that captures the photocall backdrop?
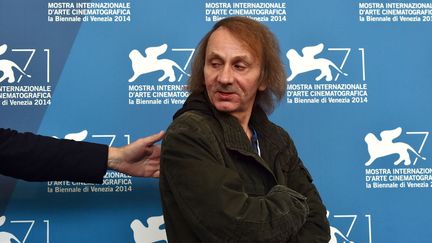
[1,0,431,242]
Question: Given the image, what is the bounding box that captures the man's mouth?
[216,91,235,99]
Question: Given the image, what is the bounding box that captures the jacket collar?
[175,92,278,175]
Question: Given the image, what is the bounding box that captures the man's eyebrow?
[206,51,222,59]
[206,51,251,61]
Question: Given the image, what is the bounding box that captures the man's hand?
[107,131,165,178]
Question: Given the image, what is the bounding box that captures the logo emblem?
[286,43,348,82]
[0,44,31,84]
[365,127,426,166]
[128,44,190,83]
[328,210,354,243]
[130,215,167,243]
[53,130,88,141]
[327,210,372,243]
[0,216,20,243]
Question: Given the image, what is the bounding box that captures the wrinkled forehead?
[207,26,263,61]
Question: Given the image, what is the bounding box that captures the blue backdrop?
[1,0,431,242]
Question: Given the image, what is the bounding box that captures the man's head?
[188,16,287,115]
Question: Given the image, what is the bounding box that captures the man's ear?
[258,83,267,91]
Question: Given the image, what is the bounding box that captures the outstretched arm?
[0,128,108,182]
[0,128,164,182]
[108,131,164,178]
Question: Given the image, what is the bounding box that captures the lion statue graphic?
[128,44,189,83]
[364,127,426,166]
[130,215,167,243]
[0,216,21,243]
[52,130,88,142]
[0,44,31,84]
[286,43,347,82]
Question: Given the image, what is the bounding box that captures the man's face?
[204,27,266,119]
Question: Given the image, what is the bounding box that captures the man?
[160,16,330,242]
[0,128,164,182]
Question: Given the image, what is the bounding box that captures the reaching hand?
[107,131,165,178]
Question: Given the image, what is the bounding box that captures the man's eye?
[234,64,246,71]
[211,62,222,68]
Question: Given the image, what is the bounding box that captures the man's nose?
[218,65,233,84]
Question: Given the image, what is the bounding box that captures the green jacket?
[160,93,330,242]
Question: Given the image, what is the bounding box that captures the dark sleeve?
[160,116,309,242]
[0,128,108,183]
[282,154,330,242]
[268,126,329,242]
